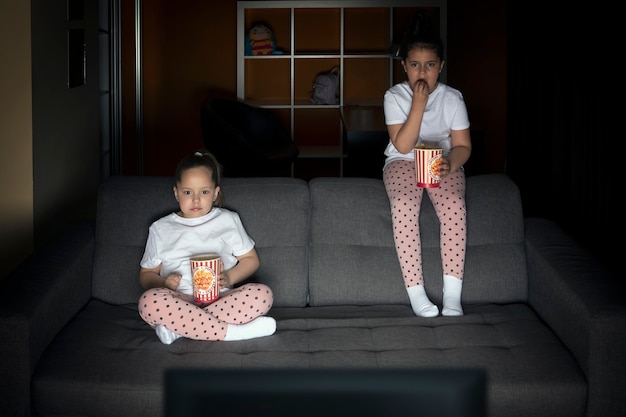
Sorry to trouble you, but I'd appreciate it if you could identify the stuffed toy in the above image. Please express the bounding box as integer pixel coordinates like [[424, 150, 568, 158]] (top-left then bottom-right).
[[246, 24, 275, 56]]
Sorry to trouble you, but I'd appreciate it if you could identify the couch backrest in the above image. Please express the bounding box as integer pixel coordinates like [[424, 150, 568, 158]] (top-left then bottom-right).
[[92, 176, 310, 307], [307, 174, 528, 306], [93, 173, 527, 309]]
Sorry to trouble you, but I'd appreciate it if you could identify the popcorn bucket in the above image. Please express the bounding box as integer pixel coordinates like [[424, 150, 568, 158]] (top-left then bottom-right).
[[414, 147, 443, 188], [190, 254, 222, 304]]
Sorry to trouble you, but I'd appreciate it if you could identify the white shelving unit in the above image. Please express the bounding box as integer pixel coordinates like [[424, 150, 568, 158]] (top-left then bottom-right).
[[236, 0, 446, 176]]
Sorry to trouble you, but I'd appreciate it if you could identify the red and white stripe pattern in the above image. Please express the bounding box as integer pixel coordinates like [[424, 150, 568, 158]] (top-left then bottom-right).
[[414, 147, 443, 188], [190, 255, 222, 303]]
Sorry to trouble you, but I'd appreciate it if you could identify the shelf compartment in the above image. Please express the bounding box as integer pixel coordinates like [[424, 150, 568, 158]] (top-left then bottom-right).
[[265, 107, 292, 134], [391, 7, 441, 48], [244, 8, 291, 54], [294, 58, 341, 105], [294, 8, 341, 54], [392, 59, 406, 85], [244, 59, 291, 105], [344, 8, 390, 54], [343, 58, 390, 106], [294, 107, 341, 148]]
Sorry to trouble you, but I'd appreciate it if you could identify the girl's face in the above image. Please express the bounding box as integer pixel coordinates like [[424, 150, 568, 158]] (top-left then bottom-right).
[[401, 47, 444, 94], [173, 167, 220, 218]]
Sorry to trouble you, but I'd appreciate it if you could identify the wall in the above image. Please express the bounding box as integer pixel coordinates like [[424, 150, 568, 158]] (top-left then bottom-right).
[[121, 0, 508, 177], [31, 0, 103, 247], [120, 0, 615, 273], [0, 0, 615, 281], [1, 0, 103, 281], [0, 0, 34, 278], [505, 5, 617, 274], [447, 0, 507, 173], [121, 0, 238, 176]]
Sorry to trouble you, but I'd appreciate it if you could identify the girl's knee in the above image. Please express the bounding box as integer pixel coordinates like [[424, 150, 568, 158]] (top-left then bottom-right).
[[249, 284, 274, 310], [138, 288, 174, 315], [139, 287, 169, 302]]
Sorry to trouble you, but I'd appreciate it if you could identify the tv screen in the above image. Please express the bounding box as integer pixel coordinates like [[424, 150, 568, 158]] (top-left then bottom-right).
[[164, 368, 486, 417]]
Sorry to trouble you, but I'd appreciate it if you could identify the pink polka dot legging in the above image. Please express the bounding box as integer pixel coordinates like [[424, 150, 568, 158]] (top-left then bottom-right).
[[138, 283, 273, 341], [383, 160, 467, 288]]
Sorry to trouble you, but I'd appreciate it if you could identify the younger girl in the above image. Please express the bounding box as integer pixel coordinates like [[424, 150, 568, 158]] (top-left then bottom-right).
[[138, 150, 276, 344]]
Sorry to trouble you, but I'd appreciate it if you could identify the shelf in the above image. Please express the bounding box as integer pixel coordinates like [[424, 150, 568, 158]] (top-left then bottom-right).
[[237, 0, 447, 177]]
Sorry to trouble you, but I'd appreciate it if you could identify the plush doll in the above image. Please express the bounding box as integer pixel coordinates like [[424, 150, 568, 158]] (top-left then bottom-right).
[[247, 24, 275, 56]]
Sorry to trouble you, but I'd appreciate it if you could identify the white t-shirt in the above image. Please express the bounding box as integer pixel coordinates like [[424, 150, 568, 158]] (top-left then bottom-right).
[[140, 207, 255, 295], [383, 81, 470, 168]]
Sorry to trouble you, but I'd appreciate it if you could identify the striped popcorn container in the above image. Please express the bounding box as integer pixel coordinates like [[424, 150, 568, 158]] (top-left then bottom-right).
[[414, 147, 443, 188], [190, 254, 222, 304]]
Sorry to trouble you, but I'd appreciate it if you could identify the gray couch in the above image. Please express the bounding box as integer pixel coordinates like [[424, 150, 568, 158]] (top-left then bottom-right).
[[1, 174, 624, 417]]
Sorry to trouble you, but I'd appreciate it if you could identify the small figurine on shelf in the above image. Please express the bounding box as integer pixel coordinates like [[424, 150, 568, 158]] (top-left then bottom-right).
[[246, 24, 275, 56]]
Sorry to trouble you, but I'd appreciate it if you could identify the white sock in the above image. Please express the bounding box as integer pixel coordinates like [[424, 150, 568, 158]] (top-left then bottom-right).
[[155, 324, 182, 345], [442, 274, 464, 316], [224, 316, 277, 341], [407, 285, 439, 317]]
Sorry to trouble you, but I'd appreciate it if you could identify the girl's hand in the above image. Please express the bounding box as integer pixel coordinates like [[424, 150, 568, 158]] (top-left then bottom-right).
[[412, 79, 429, 101], [164, 273, 182, 290], [438, 157, 451, 178], [218, 270, 230, 290]]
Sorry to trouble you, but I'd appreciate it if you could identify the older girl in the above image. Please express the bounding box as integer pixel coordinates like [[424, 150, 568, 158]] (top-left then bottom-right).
[[383, 11, 472, 317]]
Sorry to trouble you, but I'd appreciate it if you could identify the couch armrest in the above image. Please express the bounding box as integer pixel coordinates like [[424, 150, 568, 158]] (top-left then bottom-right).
[[524, 217, 626, 417], [0, 220, 95, 417]]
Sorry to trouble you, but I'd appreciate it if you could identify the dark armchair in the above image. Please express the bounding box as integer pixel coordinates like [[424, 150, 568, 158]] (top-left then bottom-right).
[[200, 98, 299, 177]]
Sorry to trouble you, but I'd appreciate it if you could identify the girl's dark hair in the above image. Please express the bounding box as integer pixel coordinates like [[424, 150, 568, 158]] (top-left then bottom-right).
[[399, 10, 444, 61], [174, 150, 224, 207]]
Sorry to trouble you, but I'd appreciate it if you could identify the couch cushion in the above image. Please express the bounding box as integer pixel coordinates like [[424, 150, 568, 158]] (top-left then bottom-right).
[[93, 176, 310, 307], [307, 174, 527, 306], [32, 300, 586, 417]]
